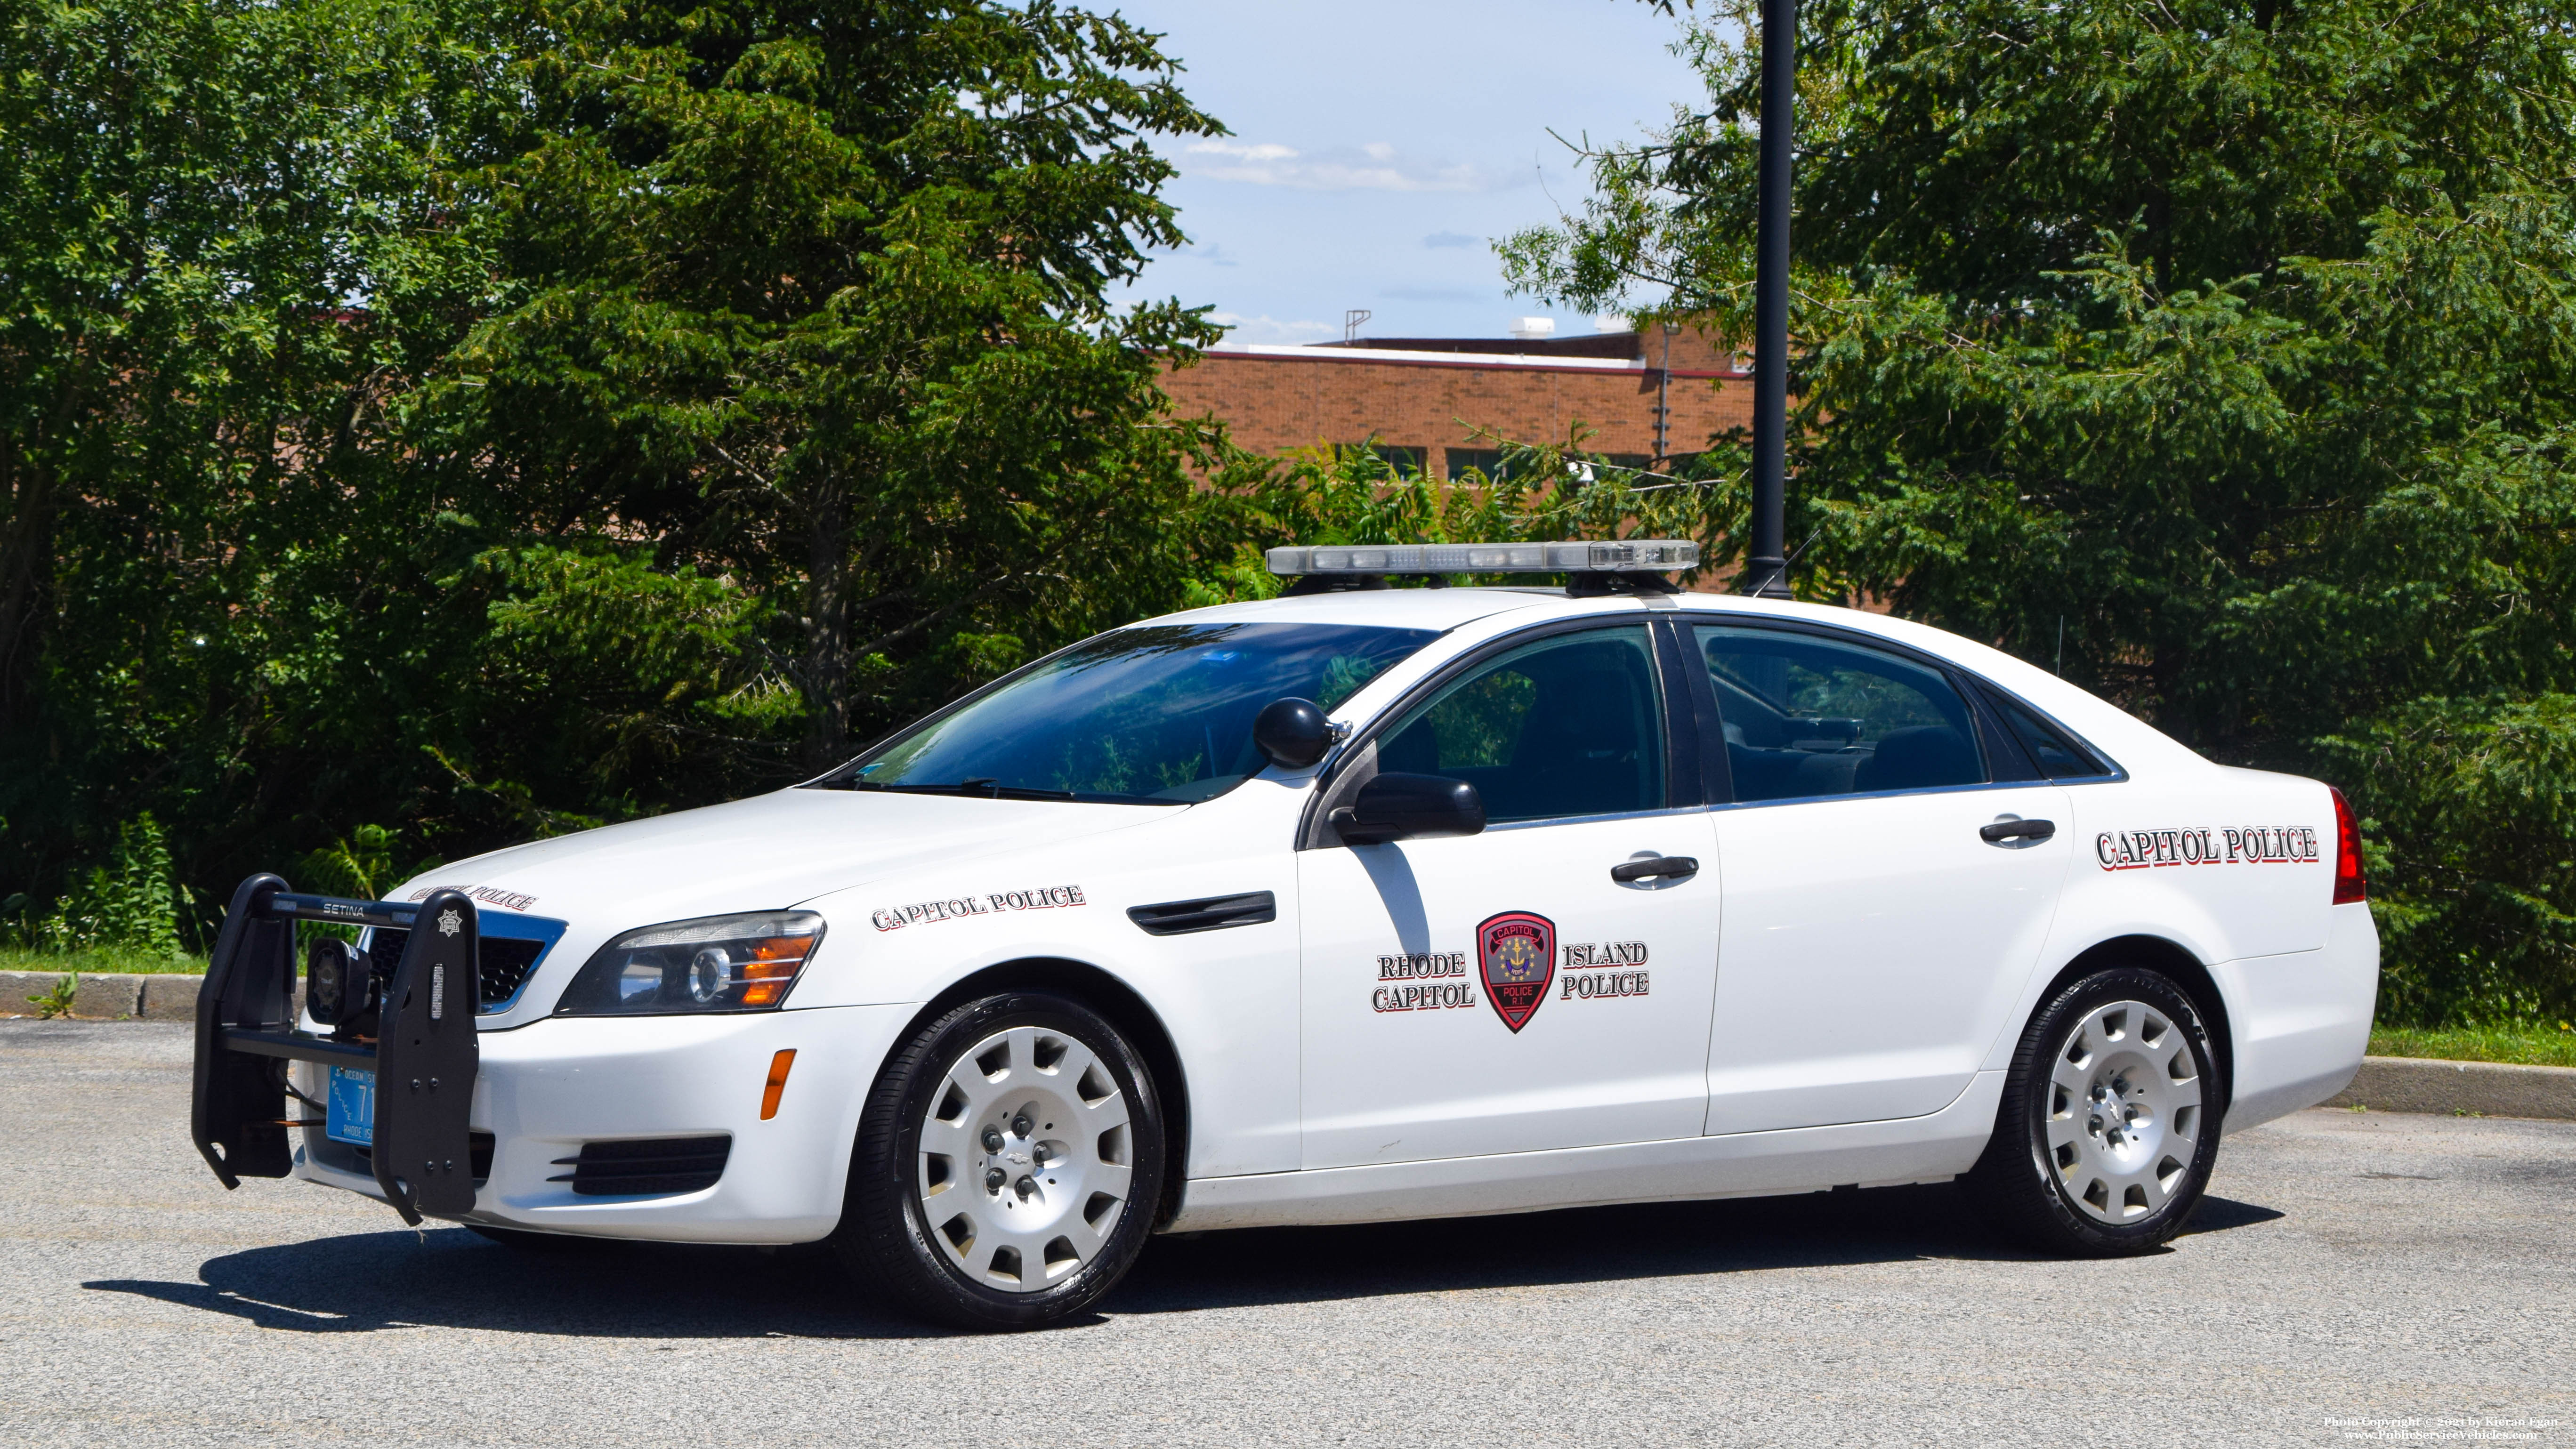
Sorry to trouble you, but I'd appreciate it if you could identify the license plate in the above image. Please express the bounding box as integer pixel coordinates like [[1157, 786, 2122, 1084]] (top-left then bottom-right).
[[326, 1066, 376, 1146]]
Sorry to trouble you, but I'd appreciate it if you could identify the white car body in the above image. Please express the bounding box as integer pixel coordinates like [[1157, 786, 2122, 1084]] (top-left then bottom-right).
[[286, 588, 2379, 1242]]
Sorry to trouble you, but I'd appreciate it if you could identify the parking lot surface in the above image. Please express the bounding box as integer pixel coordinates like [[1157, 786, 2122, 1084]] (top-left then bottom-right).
[[1, 1019, 2567, 1448]]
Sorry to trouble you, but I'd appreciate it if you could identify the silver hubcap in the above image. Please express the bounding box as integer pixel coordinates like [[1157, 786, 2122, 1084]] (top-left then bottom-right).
[[916, 1025, 1133, 1294], [2045, 999, 2204, 1225]]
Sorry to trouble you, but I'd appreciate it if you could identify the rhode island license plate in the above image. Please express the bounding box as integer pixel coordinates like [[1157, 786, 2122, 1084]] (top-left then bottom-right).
[[326, 1066, 376, 1146]]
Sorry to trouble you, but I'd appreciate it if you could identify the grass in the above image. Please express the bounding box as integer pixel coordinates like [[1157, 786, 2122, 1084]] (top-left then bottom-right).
[[0, 946, 207, 976], [2370, 1023, 2576, 1069]]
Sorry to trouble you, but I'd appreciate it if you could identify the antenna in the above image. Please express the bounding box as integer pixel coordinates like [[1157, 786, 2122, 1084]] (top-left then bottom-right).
[[1343, 309, 1372, 343]]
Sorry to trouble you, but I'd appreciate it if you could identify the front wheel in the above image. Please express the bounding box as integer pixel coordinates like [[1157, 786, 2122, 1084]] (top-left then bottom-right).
[[832, 991, 1166, 1330], [1966, 967, 2222, 1256]]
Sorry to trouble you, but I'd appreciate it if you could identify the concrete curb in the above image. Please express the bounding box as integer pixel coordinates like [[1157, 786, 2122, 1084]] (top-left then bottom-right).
[[0, 971, 296, 1022], [0, 970, 140, 1018], [2325, 1055, 2576, 1120]]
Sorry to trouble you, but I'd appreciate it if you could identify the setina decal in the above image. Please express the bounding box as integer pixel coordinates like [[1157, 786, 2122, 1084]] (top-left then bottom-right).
[[1478, 910, 1557, 1033], [2096, 826, 2320, 872], [872, 885, 1085, 932]]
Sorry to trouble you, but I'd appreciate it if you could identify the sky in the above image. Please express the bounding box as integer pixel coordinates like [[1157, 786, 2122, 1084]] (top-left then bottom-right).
[[1103, 0, 1712, 345]]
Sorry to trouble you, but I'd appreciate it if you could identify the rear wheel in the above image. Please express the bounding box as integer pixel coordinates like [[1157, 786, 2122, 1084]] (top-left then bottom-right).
[[1967, 967, 2222, 1255], [832, 991, 1165, 1330]]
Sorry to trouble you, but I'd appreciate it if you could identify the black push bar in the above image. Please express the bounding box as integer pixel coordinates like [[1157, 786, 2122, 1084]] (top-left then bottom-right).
[[190, 874, 482, 1226]]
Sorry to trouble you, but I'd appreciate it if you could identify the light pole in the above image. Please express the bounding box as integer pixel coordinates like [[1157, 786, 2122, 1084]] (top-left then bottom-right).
[[1744, 0, 1795, 598]]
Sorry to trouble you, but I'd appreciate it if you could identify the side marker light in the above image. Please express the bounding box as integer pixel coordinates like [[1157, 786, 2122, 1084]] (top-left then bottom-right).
[[760, 1049, 797, 1121]]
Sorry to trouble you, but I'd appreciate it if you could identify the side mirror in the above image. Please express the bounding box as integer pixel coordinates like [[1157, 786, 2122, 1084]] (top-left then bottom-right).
[[1252, 697, 1332, 770], [1331, 772, 1486, 845]]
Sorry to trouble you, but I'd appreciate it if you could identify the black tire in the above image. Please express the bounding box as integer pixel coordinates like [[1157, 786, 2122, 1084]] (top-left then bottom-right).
[[831, 990, 1167, 1331], [1966, 966, 2225, 1256]]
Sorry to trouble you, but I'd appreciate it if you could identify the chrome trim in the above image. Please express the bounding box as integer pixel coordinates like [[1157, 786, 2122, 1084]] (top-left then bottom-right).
[[1705, 780, 2068, 813], [1484, 804, 1710, 834]]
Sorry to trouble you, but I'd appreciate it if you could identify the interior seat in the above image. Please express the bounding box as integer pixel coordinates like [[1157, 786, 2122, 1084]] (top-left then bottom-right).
[[1853, 724, 1980, 793]]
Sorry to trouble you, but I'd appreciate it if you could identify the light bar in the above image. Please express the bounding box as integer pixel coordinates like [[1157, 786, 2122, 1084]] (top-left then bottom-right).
[[1265, 540, 1700, 576]]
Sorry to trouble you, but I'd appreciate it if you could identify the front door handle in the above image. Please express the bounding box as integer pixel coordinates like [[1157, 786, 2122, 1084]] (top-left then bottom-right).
[[1979, 819, 2056, 845], [1610, 855, 1700, 883]]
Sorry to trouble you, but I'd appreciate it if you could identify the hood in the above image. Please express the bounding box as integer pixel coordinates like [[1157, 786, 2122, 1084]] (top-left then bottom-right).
[[386, 788, 1165, 929]]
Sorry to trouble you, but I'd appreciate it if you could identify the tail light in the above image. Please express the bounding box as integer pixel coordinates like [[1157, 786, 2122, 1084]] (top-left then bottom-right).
[[2329, 787, 2368, 905]]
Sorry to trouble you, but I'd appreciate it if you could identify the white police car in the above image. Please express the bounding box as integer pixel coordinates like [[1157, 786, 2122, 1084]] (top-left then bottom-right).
[[189, 542, 2377, 1331]]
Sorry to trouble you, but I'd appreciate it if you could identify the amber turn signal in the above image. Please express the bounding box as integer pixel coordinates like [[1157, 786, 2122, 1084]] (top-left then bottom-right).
[[760, 1048, 797, 1120], [737, 938, 808, 1008]]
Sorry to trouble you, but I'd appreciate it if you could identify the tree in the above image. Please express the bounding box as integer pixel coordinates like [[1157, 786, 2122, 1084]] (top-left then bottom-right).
[[1505, 0, 2576, 1021], [0, 0, 1235, 929], [439, 0, 1227, 769], [0, 0, 506, 910]]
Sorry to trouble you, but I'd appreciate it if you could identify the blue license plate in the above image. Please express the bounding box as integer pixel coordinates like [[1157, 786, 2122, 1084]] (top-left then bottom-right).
[[326, 1066, 376, 1145]]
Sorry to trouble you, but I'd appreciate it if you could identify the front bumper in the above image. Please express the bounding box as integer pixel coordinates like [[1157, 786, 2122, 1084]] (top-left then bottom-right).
[[293, 1003, 917, 1244]]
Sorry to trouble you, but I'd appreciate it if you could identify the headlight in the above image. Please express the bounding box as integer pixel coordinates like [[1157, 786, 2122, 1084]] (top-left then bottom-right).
[[553, 912, 825, 1016]]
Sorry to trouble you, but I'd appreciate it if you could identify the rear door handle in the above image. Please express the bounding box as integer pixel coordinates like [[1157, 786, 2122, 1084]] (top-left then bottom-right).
[[1610, 855, 1699, 883], [1979, 819, 2056, 844]]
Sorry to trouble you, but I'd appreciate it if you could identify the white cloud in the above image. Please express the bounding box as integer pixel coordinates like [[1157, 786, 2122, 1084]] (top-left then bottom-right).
[[1208, 312, 1339, 344], [1192, 139, 1299, 163], [1423, 230, 1478, 249], [1181, 138, 1509, 193]]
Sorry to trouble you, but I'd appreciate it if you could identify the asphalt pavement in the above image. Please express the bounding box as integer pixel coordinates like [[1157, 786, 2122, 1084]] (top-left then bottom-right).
[[2, 1018, 2567, 1448]]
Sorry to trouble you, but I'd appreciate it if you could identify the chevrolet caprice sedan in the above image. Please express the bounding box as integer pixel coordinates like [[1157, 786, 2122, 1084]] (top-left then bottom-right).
[[190, 542, 2377, 1330]]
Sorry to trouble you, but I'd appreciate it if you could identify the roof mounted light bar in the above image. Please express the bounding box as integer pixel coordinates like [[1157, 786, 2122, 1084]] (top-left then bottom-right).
[[1265, 539, 1699, 577]]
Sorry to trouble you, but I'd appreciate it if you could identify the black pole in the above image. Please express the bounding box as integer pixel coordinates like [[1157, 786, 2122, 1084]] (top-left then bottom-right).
[[1744, 0, 1795, 598]]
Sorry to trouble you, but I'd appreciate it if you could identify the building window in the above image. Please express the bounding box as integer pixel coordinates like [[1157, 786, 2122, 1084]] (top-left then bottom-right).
[[1339, 443, 1425, 477], [1445, 448, 1514, 482]]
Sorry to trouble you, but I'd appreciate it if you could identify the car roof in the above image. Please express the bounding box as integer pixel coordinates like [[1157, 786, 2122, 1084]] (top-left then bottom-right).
[[1146, 587, 1563, 632], [1146, 585, 2211, 777]]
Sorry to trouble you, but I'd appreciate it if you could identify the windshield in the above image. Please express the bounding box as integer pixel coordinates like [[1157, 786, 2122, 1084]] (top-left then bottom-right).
[[826, 622, 1440, 805]]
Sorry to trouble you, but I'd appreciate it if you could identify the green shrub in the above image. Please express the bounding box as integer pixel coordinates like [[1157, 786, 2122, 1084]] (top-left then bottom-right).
[[2322, 696, 2576, 1026], [31, 815, 184, 959]]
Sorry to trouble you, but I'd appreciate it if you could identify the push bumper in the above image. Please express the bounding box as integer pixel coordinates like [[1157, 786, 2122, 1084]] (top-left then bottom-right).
[[192, 877, 483, 1225]]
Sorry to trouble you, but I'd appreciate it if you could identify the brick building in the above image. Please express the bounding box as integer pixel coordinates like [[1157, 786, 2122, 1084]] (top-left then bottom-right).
[[1158, 322, 1751, 479]]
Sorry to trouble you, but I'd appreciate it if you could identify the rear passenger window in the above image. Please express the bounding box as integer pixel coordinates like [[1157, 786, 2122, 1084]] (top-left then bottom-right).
[[1988, 692, 2118, 781], [1693, 625, 1986, 802]]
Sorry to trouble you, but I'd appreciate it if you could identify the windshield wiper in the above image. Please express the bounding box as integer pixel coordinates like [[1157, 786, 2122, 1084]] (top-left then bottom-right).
[[833, 779, 1080, 802], [823, 777, 1186, 805]]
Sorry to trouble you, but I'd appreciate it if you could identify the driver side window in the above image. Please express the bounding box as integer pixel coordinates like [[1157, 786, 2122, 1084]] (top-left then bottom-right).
[[1374, 626, 1667, 823], [1694, 624, 1986, 803]]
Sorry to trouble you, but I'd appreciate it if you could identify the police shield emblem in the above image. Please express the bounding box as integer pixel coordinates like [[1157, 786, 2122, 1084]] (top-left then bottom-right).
[[1477, 910, 1556, 1033]]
